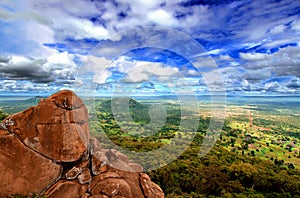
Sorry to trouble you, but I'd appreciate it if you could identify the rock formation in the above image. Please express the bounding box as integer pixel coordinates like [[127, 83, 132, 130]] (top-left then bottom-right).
[[0, 90, 164, 198]]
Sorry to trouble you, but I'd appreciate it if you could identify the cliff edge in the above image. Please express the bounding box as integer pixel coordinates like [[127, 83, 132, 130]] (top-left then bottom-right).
[[0, 90, 164, 198]]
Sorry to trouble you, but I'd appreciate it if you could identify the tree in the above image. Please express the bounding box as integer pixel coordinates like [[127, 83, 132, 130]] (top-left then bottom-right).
[[227, 162, 258, 188], [288, 163, 295, 169], [230, 138, 236, 147]]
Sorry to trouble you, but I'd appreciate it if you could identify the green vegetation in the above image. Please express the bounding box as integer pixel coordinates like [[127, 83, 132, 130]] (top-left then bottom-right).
[[1, 96, 300, 197], [149, 136, 300, 197], [91, 98, 300, 197], [93, 98, 181, 151], [0, 110, 9, 121], [0, 96, 43, 114]]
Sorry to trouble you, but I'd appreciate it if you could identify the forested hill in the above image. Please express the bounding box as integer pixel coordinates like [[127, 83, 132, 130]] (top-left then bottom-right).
[[0, 96, 45, 114], [96, 98, 152, 124]]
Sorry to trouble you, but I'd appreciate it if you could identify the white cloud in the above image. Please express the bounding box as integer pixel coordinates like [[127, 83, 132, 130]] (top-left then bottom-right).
[[187, 69, 199, 76], [0, 51, 78, 83], [123, 61, 178, 83], [291, 19, 300, 31], [264, 81, 279, 90], [147, 9, 177, 26], [76, 56, 179, 85], [93, 70, 111, 84], [263, 39, 295, 48], [46, 52, 75, 66], [2, 0, 109, 43], [241, 79, 249, 87], [240, 52, 268, 61], [59, 0, 100, 17], [241, 46, 300, 78], [269, 24, 287, 34], [0, 79, 56, 92], [1, 0, 300, 95], [219, 55, 232, 60], [57, 17, 109, 40], [81, 56, 111, 74]]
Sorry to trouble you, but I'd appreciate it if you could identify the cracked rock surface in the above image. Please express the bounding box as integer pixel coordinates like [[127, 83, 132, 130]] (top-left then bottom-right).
[[0, 90, 164, 198]]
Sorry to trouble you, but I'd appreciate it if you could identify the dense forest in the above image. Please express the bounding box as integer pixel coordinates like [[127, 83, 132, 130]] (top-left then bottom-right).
[[148, 135, 300, 197], [94, 98, 300, 197]]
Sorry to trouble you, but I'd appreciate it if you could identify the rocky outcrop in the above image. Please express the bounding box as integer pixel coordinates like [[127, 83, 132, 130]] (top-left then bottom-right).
[[0, 90, 164, 198], [0, 129, 61, 196], [5, 90, 90, 162]]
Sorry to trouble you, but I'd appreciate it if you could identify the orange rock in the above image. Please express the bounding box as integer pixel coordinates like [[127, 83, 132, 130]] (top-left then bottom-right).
[[89, 195, 109, 198], [65, 166, 82, 180], [45, 180, 87, 198], [81, 193, 91, 198], [78, 167, 92, 184], [0, 129, 61, 196], [91, 150, 110, 175], [128, 162, 144, 172], [140, 173, 165, 198], [5, 90, 90, 162], [90, 177, 133, 197], [0, 90, 164, 198]]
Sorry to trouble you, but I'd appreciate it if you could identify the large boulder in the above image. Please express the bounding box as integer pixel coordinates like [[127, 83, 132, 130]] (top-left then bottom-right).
[[5, 90, 90, 162], [0, 90, 164, 197], [0, 129, 61, 196]]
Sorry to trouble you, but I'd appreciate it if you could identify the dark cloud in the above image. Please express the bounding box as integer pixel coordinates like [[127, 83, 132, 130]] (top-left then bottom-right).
[[244, 72, 270, 83], [0, 58, 54, 83], [287, 79, 300, 89], [0, 56, 11, 63], [0, 56, 76, 84], [54, 79, 75, 85]]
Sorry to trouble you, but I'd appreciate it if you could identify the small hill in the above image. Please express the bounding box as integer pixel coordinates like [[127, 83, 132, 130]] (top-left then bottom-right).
[[25, 95, 45, 103], [97, 98, 151, 124], [0, 96, 46, 114]]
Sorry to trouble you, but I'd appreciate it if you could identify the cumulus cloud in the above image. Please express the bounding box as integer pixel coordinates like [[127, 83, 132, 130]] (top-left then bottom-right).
[[80, 55, 111, 74], [147, 9, 177, 26], [57, 17, 109, 40], [0, 56, 52, 83], [0, 52, 77, 84], [80, 55, 180, 87], [269, 24, 287, 34], [240, 52, 268, 61], [2, 0, 300, 50], [1, 0, 300, 94], [123, 61, 179, 83], [0, 79, 56, 93], [240, 46, 300, 78], [287, 78, 300, 89]]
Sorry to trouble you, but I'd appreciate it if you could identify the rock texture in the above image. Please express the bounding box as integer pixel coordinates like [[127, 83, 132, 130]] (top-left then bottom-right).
[[0, 90, 164, 198]]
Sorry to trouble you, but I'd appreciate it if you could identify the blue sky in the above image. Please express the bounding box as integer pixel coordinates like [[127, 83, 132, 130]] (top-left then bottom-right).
[[0, 0, 300, 96]]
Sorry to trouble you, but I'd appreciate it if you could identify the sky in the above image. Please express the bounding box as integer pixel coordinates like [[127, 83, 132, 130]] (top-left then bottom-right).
[[0, 0, 300, 96]]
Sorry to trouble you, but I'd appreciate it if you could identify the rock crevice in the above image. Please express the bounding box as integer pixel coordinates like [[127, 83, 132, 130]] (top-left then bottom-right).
[[0, 90, 164, 198]]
